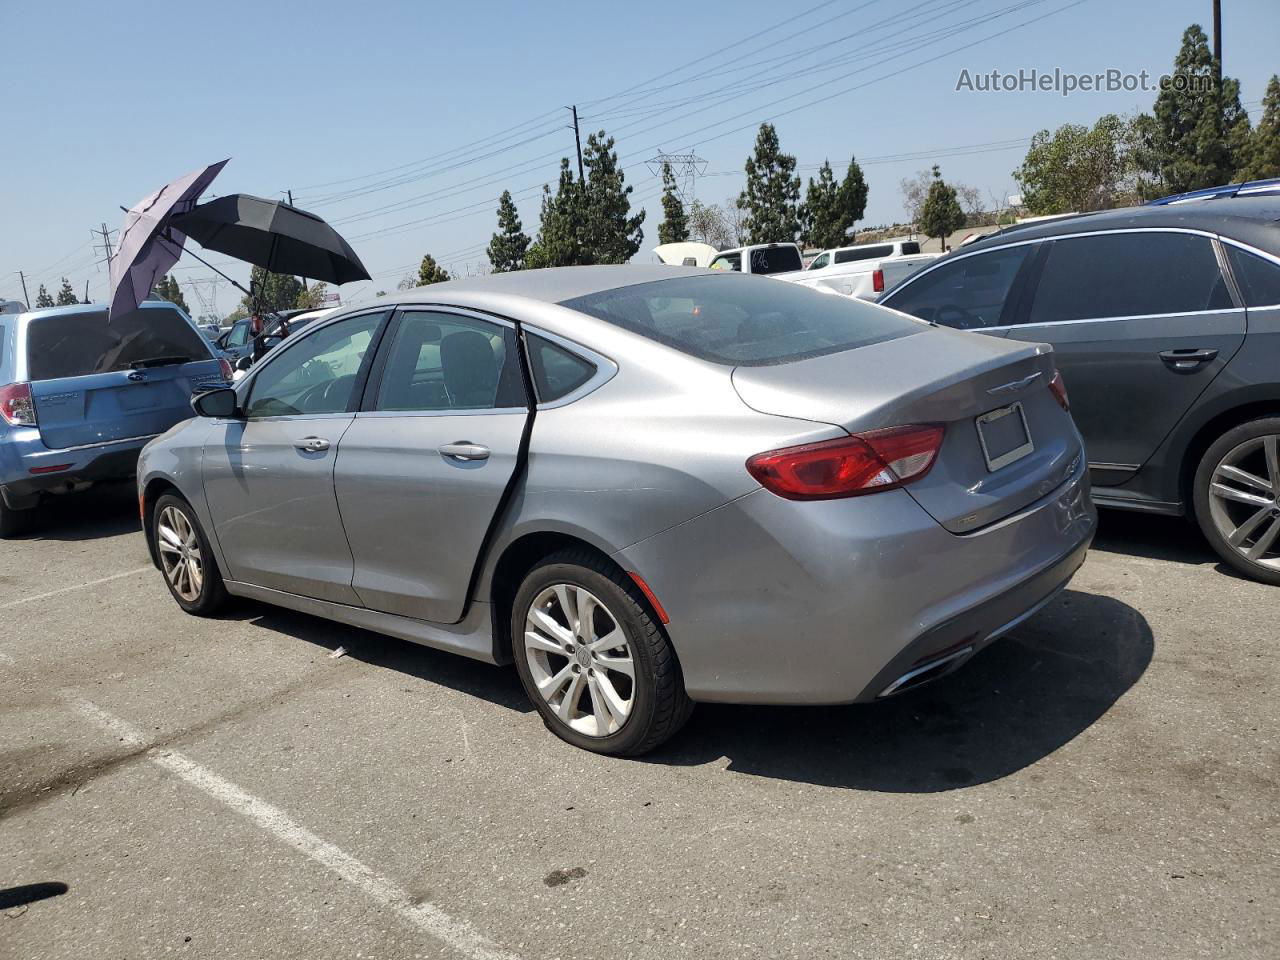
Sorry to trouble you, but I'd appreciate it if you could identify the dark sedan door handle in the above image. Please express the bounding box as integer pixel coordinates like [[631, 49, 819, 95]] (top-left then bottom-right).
[[438, 441, 490, 462], [1159, 348, 1218, 372]]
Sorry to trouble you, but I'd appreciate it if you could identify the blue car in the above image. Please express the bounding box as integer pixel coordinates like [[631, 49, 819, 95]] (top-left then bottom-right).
[[1148, 177, 1280, 205], [0, 301, 231, 536]]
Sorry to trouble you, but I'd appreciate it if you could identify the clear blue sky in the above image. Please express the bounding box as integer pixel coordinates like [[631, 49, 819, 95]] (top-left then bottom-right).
[[2, 0, 1276, 315]]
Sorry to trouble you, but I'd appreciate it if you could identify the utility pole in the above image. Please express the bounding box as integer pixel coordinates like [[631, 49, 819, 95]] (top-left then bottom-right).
[[17, 271, 30, 306], [1212, 0, 1222, 84], [567, 105, 585, 182], [83, 279, 90, 303]]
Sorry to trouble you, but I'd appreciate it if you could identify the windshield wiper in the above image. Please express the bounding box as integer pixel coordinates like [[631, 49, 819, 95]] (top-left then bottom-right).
[[129, 355, 192, 369]]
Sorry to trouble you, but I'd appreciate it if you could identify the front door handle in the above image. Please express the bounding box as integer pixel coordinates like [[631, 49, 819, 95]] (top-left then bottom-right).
[[293, 436, 331, 453], [1159, 348, 1218, 372], [438, 441, 490, 462]]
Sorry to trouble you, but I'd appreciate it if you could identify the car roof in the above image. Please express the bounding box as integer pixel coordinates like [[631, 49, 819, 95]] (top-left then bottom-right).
[[13, 301, 186, 323], [969, 198, 1280, 255], [367, 264, 712, 309]]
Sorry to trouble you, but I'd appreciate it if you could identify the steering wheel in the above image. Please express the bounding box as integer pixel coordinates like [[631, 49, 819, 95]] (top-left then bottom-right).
[[934, 305, 983, 330], [296, 375, 353, 413]]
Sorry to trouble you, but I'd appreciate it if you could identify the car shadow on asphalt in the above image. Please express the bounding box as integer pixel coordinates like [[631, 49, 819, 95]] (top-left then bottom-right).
[[13, 483, 140, 542], [641, 588, 1153, 792], [1090, 508, 1215, 565]]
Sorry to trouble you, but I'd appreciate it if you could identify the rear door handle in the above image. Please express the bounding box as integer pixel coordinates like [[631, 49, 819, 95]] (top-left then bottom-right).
[[293, 436, 331, 452], [1159, 348, 1218, 372], [438, 441, 490, 462]]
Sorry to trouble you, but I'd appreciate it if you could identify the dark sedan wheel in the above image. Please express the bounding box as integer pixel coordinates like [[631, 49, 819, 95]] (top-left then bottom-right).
[[1194, 417, 1280, 586], [153, 493, 229, 615], [511, 549, 693, 756]]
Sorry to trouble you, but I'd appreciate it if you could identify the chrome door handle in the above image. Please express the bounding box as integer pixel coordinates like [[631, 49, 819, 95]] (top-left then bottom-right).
[[294, 436, 331, 452], [438, 441, 490, 462]]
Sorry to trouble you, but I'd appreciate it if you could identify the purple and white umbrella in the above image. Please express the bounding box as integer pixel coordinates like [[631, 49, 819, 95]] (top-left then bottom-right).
[[107, 159, 228, 320]]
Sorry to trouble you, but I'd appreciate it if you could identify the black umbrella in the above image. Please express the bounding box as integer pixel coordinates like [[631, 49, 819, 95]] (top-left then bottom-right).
[[169, 194, 371, 286]]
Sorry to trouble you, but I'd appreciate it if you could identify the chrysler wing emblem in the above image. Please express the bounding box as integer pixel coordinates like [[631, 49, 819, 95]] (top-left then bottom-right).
[[987, 371, 1042, 396]]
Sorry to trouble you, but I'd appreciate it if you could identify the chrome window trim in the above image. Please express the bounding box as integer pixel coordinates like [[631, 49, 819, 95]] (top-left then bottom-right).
[[521, 325, 619, 410]]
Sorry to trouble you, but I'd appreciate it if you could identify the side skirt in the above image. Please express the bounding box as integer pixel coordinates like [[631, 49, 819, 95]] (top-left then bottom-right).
[[223, 581, 499, 664]]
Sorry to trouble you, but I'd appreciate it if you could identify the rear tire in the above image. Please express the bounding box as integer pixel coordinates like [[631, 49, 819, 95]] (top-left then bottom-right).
[[511, 549, 693, 756], [152, 493, 229, 615], [0, 498, 34, 539], [1192, 417, 1280, 586]]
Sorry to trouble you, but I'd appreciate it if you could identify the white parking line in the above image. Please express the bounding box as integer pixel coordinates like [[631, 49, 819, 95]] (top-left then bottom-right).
[[72, 700, 519, 960], [0, 567, 153, 610]]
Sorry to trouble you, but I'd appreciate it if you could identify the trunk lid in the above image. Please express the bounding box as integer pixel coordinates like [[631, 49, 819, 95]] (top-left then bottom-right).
[[731, 327, 1082, 533]]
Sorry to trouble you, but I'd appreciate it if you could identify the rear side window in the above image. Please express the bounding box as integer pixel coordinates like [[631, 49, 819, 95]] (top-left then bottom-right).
[[881, 245, 1031, 329], [900, 241, 921, 255], [528, 334, 596, 402], [1225, 246, 1280, 306], [26, 307, 210, 381], [562, 273, 921, 366], [1028, 232, 1232, 324], [835, 244, 892, 264], [709, 252, 741, 272], [749, 246, 803, 274]]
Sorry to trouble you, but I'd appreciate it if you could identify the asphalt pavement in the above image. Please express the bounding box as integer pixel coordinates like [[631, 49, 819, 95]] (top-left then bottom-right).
[[1, 483, 1276, 959]]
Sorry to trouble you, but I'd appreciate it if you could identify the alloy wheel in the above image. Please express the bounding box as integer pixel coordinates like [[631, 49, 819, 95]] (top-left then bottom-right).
[[156, 505, 205, 602], [523, 583, 635, 737], [1207, 434, 1280, 571]]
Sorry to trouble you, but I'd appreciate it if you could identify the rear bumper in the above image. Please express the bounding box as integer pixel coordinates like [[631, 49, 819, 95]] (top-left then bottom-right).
[[0, 432, 153, 507], [616, 459, 1095, 705]]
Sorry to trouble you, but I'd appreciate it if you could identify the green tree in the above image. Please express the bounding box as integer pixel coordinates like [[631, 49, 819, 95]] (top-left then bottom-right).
[[294, 281, 329, 310], [1151, 24, 1251, 193], [152, 274, 189, 312], [527, 158, 586, 268], [739, 123, 801, 243], [1014, 114, 1141, 214], [686, 199, 734, 248], [581, 131, 644, 262], [800, 157, 868, 250], [657, 162, 689, 244], [1238, 75, 1280, 181], [919, 166, 966, 250], [55, 277, 78, 306], [416, 254, 450, 286], [34, 284, 54, 308], [487, 190, 531, 272]]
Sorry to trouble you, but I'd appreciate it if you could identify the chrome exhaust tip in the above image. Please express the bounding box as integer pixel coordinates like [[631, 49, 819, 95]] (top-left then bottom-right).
[[877, 645, 974, 698]]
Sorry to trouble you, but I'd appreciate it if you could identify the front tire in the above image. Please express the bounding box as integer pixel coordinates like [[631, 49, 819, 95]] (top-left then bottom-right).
[[511, 549, 693, 756], [1193, 417, 1280, 586], [152, 493, 229, 615]]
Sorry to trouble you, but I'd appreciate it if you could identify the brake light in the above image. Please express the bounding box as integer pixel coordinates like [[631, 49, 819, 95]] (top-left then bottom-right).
[[1048, 369, 1070, 412], [747, 425, 945, 500], [872, 268, 885, 293], [218, 358, 234, 381], [0, 382, 37, 427]]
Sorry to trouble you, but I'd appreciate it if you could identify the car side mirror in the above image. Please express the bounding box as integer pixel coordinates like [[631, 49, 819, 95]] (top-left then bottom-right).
[[235, 356, 253, 372], [191, 387, 240, 419]]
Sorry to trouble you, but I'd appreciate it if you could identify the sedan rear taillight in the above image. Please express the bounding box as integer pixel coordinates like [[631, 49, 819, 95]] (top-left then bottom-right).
[[747, 425, 945, 500], [0, 382, 37, 427], [218, 358, 235, 381], [1048, 369, 1070, 412]]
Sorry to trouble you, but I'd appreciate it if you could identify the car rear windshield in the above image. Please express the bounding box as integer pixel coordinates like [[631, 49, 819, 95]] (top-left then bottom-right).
[[26, 307, 210, 380], [561, 274, 923, 366], [748, 246, 803, 274]]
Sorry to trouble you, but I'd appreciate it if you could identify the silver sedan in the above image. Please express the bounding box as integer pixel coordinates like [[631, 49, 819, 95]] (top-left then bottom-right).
[[138, 265, 1096, 755]]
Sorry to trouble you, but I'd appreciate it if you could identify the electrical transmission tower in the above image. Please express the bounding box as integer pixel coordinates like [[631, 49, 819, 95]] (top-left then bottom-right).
[[183, 277, 226, 321], [646, 151, 708, 204]]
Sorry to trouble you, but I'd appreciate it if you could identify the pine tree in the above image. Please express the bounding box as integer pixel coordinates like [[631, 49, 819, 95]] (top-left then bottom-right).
[[581, 131, 644, 263], [527, 159, 586, 269], [1238, 75, 1280, 181], [657, 162, 689, 244], [738, 123, 801, 244], [487, 190, 531, 272], [416, 254, 451, 286], [801, 161, 838, 250], [919, 166, 965, 251], [1153, 24, 1251, 193], [837, 156, 869, 238], [152, 274, 189, 312], [34, 284, 54, 308], [55, 278, 78, 306]]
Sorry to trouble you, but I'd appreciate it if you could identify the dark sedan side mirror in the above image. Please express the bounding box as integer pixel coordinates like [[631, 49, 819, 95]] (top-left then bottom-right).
[[234, 356, 253, 372], [191, 388, 240, 419]]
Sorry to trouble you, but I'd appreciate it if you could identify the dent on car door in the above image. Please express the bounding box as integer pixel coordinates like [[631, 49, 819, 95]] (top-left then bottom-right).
[[333, 308, 531, 623], [878, 243, 1035, 333], [1002, 231, 1245, 484], [201, 311, 387, 602]]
